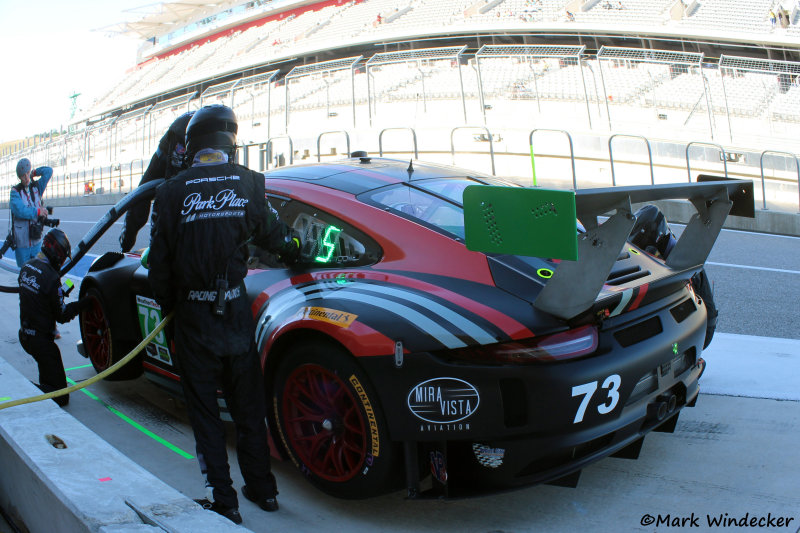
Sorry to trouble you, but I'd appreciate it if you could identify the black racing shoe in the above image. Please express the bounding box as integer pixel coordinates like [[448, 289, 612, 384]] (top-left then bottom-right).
[[242, 485, 279, 512], [194, 498, 243, 524]]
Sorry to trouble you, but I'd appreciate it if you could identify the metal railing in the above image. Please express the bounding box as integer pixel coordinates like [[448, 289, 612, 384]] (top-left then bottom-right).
[[686, 142, 728, 182], [378, 128, 418, 159], [529, 129, 576, 189], [450, 126, 495, 175], [3, 129, 799, 214], [759, 150, 800, 211], [608, 134, 654, 187]]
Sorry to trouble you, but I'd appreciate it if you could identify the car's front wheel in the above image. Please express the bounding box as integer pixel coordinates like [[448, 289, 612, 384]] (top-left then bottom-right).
[[272, 340, 399, 498], [79, 287, 142, 381]]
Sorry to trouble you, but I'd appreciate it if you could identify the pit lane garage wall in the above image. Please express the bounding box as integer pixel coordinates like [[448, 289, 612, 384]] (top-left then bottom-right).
[[0, 354, 242, 531]]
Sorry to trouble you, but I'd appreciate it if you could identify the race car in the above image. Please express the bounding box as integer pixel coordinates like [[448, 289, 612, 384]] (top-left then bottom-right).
[[77, 155, 753, 499]]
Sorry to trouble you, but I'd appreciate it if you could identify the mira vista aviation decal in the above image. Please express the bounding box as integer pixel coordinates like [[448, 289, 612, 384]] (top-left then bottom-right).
[[407, 377, 480, 424]]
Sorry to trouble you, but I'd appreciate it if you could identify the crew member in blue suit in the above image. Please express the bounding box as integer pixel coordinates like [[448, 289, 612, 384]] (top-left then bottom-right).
[[10, 158, 53, 267]]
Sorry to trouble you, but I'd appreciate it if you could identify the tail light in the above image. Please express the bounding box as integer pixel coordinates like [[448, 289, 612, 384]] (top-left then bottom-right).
[[447, 325, 598, 364]]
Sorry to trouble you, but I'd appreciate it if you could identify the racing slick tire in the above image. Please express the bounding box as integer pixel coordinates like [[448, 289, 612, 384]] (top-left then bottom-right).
[[79, 287, 142, 381], [272, 340, 399, 498]]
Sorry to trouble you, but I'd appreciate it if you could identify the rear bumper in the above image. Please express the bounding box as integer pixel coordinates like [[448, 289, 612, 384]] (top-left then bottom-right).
[[359, 287, 706, 493]]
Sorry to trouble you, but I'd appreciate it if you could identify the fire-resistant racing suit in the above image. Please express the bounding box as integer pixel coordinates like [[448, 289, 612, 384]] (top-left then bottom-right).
[[18, 257, 85, 406], [148, 148, 298, 510]]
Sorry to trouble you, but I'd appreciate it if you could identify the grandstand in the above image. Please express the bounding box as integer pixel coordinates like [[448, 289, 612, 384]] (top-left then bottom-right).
[[2, 0, 800, 197]]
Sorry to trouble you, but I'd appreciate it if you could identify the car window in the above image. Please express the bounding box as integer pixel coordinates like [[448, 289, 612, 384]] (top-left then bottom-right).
[[365, 177, 516, 239], [368, 186, 466, 238], [250, 196, 382, 269]]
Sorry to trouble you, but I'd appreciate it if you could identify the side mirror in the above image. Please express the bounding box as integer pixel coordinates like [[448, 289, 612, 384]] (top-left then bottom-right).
[[140, 247, 150, 270]]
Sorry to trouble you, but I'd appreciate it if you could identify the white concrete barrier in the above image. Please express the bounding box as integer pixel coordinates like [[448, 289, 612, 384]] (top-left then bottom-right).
[[0, 357, 247, 533]]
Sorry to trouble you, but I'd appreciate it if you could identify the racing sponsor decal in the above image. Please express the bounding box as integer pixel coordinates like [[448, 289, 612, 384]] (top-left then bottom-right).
[[181, 189, 248, 220], [298, 306, 357, 328], [407, 377, 480, 425], [186, 175, 240, 185], [187, 285, 242, 302], [19, 272, 41, 293], [136, 295, 172, 366], [349, 375, 379, 457], [472, 443, 505, 469]]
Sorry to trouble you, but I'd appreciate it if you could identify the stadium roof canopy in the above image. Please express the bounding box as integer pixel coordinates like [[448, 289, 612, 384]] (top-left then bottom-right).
[[101, 1, 241, 40]]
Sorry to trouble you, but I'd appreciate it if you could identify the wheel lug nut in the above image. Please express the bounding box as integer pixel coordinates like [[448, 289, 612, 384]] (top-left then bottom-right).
[[322, 419, 333, 431]]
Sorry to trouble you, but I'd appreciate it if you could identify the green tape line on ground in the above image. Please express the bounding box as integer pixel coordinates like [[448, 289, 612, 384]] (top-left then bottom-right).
[[66, 377, 194, 460], [64, 364, 93, 372]]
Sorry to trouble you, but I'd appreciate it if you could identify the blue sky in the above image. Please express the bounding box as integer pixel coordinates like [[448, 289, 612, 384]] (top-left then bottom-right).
[[0, 1, 147, 141]]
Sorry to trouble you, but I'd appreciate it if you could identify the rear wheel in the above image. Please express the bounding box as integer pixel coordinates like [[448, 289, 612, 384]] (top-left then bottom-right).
[[79, 287, 142, 381], [272, 341, 399, 498]]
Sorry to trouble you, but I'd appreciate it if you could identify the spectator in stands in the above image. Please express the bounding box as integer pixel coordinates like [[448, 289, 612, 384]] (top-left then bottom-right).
[[10, 158, 52, 267], [376, 13, 382, 24], [565, 9, 575, 21], [770, 10, 777, 28], [119, 111, 194, 253]]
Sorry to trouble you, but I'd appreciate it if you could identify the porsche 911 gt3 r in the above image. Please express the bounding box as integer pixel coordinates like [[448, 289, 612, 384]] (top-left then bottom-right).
[[77, 155, 752, 499]]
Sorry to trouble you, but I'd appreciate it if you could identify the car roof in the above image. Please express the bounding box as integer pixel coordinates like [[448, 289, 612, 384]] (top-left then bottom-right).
[[264, 156, 494, 195]]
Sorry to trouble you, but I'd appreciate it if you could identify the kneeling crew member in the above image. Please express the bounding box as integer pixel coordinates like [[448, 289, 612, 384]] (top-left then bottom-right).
[[18, 229, 87, 407], [148, 105, 300, 525]]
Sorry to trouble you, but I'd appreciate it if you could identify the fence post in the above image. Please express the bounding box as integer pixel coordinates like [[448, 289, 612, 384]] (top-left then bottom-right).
[[608, 134, 654, 187]]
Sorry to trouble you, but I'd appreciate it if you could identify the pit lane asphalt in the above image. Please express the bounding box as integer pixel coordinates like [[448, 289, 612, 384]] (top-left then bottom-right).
[[0, 204, 798, 532]]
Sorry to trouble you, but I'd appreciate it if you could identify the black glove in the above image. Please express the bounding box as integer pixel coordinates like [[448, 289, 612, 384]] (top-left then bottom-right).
[[278, 233, 302, 265]]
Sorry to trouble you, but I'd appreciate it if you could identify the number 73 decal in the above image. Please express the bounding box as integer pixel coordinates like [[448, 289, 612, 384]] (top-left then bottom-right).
[[571, 374, 621, 424]]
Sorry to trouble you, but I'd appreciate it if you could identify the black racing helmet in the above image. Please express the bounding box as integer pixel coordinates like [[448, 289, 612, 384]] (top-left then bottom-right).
[[42, 228, 71, 268], [185, 105, 238, 162], [169, 111, 195, 144], [629, 205, 676, 259], [16, 158, 31, 178], [163, 111, 195, 171]]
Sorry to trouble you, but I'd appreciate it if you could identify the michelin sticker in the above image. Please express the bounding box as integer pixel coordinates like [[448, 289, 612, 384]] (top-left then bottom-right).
[[408, 377, 480, 431], [136, 295, 172, 365]]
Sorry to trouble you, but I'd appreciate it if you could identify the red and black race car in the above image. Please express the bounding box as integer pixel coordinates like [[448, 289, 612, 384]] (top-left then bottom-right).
[[77, 155, 752, 499]]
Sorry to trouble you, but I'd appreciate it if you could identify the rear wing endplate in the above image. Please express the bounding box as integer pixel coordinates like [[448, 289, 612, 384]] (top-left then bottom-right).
[[464, 179, 753, 320]]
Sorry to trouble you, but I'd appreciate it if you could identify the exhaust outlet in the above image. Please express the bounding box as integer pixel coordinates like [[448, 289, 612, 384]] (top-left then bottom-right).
[[647, 401, 668, 422], [658, 393, 677, 414]]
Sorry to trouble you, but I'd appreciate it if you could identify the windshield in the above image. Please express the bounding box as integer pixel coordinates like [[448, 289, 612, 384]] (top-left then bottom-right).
[[366, 177, 517, 239]]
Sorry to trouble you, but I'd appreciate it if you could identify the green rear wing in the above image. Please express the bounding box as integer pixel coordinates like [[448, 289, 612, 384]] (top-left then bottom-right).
[[464, 179, 753, 320]]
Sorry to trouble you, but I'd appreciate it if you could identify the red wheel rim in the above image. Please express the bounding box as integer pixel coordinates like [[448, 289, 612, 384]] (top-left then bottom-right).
[[281, 363, 368, 482], [81, 296, 112, 371]]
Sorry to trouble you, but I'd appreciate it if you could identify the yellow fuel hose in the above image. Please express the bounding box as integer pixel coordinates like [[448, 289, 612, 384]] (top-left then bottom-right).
[[0, 312, 174, 411]]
